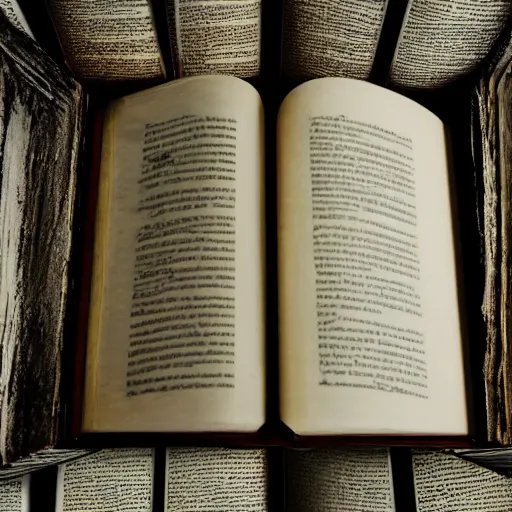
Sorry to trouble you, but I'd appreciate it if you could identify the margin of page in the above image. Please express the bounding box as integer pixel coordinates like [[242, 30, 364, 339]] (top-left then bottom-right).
[[55, 464, 66, 512], [173, 0, 183, 75], [386, 0, 413, 87], [82, 102, 119, 432], [387, 450, 396, 512], [369, 0, 393, 74], [164, 448, 169, 512], [411, 451, 421, 512], [20, 475, 30, 512], [146, 0, 167, 79], [150, 448, 156, 512]]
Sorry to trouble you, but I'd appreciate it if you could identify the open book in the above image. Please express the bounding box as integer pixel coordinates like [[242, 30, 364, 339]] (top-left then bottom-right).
[[82, 74, 469, 437]]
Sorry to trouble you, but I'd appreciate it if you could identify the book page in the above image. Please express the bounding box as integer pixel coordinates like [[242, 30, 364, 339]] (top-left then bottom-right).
[[389, 0, 511, 89], [0, 477, 29, 512], [413, 450, 512, 511], [282, 0, 387, 79], [55, 449, 153, 512], [278, 77, 467, 435], [0, 12, 82, 465], [83, 76, 265, 433], [170, 0, 261, 77], [166, 447, 267, 511], [285, 448, 394, 512], [46, 0, 163, 80], [0, 0, 32, 36]]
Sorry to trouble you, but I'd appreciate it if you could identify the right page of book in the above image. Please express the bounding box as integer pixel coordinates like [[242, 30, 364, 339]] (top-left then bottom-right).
[[413, 450, 512, 511], [278, 77, 467, 435], [389, 0, 511, 89], [285, 448, 394, 512]]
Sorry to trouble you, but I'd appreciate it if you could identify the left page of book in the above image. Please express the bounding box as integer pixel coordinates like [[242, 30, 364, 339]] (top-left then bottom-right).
[[83, 75, 265, 433], [281, 0, 388, 79], [0, 0, 32, 37], [55, 449, 153, 512], [0, 477, 29, 512], [0, 12, 83, 465], [46, 0, 164, 80], [169, 0, 261, 77], [166, 447, 268, 510], [413, 450, 512, 511], [285, 448, 394, 512], [389, 0, 511, 89]]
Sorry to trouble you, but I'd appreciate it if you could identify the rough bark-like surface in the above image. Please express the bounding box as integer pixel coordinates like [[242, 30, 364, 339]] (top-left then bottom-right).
[[0, 12, 82, 465]]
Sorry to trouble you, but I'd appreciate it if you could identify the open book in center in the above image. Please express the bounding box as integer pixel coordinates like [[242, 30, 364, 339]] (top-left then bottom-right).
[[83, 75, 468, 437]]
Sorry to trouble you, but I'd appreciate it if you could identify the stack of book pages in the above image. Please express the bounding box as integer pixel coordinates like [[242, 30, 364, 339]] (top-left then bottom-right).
[[473, 31, 512, 444]]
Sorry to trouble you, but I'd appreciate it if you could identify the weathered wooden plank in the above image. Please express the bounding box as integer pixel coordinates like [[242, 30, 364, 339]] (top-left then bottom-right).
[[0, 12, 82, 465]]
